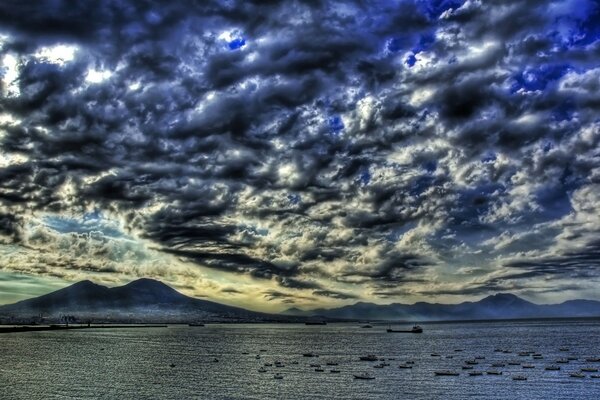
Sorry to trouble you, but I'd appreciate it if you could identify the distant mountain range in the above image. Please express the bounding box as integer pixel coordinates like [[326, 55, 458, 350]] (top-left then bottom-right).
[[0, 278, 293, 324], [284, 293, 600, 321], [2, 279, 599, 324]]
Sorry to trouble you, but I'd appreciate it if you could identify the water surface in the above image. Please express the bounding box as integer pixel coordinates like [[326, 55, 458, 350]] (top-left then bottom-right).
[[2, 320, 600, 399]]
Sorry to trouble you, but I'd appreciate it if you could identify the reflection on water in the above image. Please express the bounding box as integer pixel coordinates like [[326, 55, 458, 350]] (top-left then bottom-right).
[[1, 320, 600, 399]]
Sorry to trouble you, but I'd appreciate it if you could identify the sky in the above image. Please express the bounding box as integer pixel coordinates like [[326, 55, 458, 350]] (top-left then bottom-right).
[[0, 0, 600, 312]]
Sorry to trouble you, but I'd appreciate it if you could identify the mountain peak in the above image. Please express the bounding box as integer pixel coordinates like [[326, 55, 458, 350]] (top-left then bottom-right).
[[122, 278, 171, 289], [477, 293, 531, 307]]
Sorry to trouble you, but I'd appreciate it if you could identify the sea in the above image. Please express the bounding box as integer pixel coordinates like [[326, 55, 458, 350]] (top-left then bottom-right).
[[1, 319, 600, 399]]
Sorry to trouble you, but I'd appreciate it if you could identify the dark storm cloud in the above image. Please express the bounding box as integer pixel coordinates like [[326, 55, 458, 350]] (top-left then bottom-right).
[[505, 239, 600, 280], [1, 0, 600, 303]]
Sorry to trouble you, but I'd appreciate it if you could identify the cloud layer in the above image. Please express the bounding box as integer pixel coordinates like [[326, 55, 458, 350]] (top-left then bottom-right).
[[1, 0, 600, 309]]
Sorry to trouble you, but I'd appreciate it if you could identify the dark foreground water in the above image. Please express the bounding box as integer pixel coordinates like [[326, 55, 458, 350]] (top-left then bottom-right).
[[2, 320, 600, 399]]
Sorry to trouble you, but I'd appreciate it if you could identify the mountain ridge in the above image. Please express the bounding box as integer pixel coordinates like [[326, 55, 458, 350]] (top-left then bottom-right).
[[284, 292, 600, 321], [0, 278, 292, 324]]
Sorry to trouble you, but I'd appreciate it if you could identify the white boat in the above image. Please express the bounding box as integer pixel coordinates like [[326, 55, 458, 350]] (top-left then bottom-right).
[[512, 375, 527, 381], [570, 372, 585, 378], [330, 369, 340, 373], [398, 364, 413, 369], [545, 365, 560, 371], [581, 367, 599, 372], [486, 370, 502, 375]]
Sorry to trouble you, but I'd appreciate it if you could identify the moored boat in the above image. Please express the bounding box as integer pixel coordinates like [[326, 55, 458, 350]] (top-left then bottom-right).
[[359, 355, 378, 361], [354, 372, 375, 380], [435, 370, 459, 376], [387, 325, 423, 333]]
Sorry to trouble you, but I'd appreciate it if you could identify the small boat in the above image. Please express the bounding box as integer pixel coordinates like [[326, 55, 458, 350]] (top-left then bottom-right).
[[305, 321, 327, 325], [264, 363, 273, 367], [258, 367, 267, 373], [462, 366, 474, 370], [518, 352, 530, 356], [533, 355, 543, 360], [494, 348, 503, 352], [303, 353, 317, 357], [260, 349, 267, 352], [213, 358, 219, 363], [556, 359, 569, 364], [559, 347, 570, 352], [502, 350, 512, 354], [430, 353, 441, 357], [468, 371, 483, 376], [545, 365, 560, 371], [354, 372, 375, 380], [465, 360, 478, 365], [406, 360, 415, 364], [373, 364, 385, 369], [169, 363, 176, 368], [454, 349, 463, 352], [326, 362, 338, 366], [591, 375, 600, 379], [291, 361, 299, 365], [512, 375, 527, 381], [585, 357, 600, 362], [435, 371, 459, 376], [508, 361, 521, 366], [361, 324, 373, 328], [330, 369, 340, 373], [274, 373, 283, 379], [275, 364, 285, 368], [475, 356, 486, 360], [567, 356, 578, 361], [188, 323, 204, 327], [492, 363, 505, 368], [241, 352, 249, 355], [387, 325, 423, 333], [309, 363, 321, 368], [315, 368, 324, 372], [446, 355, 454, 359], [522, 364, 535, 369], [570, 372, 585, 378], [255, 355, 261, 359], [581, 368, 599, 372], [486, 370, 502, 375], [398, 364, 413, 369], [359, 355, 378, 361]]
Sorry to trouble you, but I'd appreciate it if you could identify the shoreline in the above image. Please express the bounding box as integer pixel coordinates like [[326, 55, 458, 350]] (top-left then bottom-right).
[[0, 324, 168, 334]]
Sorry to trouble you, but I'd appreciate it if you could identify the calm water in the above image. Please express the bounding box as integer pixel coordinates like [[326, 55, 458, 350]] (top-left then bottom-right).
[[1, 320, 600, 399]]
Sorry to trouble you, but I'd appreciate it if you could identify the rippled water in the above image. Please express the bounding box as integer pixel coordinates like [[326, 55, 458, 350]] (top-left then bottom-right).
[[1, 320, 600, 399]]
